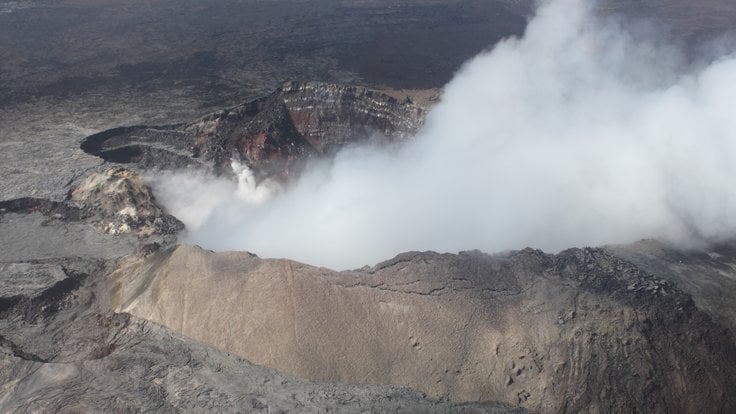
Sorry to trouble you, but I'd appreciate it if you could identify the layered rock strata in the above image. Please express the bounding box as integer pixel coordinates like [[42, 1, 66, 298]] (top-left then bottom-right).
[[80, 81, 426, 181]]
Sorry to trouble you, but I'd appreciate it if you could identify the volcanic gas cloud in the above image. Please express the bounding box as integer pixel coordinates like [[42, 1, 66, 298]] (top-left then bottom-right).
[[153, 0, 736, 269]]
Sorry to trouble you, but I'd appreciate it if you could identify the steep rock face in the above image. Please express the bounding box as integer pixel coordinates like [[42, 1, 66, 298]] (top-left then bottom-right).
[[280, 81, 425, 153], [80, 82, 426, 181], [108, 245, 736, 413], [184, 89, 316, 180]]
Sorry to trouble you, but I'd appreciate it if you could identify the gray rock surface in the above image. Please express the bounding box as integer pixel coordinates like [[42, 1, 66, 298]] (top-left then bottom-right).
[[0, 262, 67, 300], [0, 212, 141, 262]]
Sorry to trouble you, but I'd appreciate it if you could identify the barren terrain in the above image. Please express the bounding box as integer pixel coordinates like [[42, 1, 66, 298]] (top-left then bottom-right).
[[2, 0, 736, 412]]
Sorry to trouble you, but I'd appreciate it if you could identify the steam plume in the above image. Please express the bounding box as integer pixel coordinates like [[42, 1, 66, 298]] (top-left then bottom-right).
[[152, 0, 736, 269]]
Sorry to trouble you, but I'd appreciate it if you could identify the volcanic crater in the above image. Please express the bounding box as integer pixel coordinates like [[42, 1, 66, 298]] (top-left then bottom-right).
[[80, 81, 426, 181], [64, 82, 736, 413]]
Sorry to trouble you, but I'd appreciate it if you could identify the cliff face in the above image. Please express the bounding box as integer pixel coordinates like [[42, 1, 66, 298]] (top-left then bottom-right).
[[280, 81, 425, 152], [80, 82, 426, 181], [108, 244, 736, 413]]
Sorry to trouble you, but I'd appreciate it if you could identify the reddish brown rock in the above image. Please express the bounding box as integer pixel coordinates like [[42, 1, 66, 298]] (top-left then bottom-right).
[[81, 82, 426, 182]]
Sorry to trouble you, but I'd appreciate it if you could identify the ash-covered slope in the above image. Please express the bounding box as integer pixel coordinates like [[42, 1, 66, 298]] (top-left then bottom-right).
[[80, 81, 425, 180], [109, 244, 736, 413], [0, 255, 519, 413]]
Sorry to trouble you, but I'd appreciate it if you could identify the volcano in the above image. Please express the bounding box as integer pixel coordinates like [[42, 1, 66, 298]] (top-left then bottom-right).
[[2, 81, 735, 412], [3, 0, 736, 411]]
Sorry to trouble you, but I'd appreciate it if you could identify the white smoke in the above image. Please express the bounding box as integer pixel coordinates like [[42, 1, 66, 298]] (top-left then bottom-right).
[[149, 159, 278, 231], [152, 0, 736, 269]]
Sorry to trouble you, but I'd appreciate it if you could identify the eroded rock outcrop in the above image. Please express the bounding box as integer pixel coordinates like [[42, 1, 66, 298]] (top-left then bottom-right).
[[0, 166, 181, 262], [108, 244, 736, 413], [70, 167, 182, 236], [80, 82, 426, 181]]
